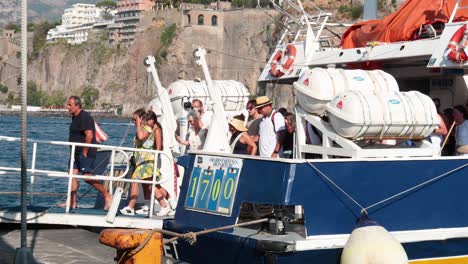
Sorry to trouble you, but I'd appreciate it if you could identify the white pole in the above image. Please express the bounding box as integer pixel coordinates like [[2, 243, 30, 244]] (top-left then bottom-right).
[[194, 48, 230, 153]]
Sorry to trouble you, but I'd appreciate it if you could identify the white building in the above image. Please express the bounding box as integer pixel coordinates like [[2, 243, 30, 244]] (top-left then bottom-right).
[[47, 3, 114, 45], [62, 4, 103, 28]]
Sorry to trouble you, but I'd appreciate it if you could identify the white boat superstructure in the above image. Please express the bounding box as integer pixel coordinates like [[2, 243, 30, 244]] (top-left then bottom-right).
[[258, 0, 468, 85]]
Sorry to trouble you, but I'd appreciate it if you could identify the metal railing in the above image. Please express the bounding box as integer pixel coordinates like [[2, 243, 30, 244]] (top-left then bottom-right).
[[0, 135, 175, 218]]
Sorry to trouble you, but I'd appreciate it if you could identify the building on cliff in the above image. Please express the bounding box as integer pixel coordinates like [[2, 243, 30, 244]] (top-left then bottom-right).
[[108, 0, 155, 44], [46, 3, 114, 45]]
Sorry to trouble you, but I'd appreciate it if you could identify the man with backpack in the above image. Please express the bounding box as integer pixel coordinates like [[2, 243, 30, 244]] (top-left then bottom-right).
[[255, 96, 286, 158]]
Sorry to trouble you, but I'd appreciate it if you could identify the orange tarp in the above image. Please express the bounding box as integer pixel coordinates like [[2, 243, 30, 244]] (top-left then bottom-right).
[[341, 0, 468, 48]]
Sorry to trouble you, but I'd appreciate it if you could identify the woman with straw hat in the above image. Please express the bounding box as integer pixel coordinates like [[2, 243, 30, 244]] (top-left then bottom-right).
[[229, 118, 257, 155]]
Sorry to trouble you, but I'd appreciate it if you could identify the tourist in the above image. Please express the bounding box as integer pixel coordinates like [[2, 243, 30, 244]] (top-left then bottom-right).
[[63, 96, 112, 210], [228, 118, 257, 155], [246, 100, 262, 152], [175, 111, 207, 151], [255, 96, 286, 158], [442, 108, 456, 156], [453, 105, 468, 156], [429, 113, 448, 153], [191, 99, 212, 129], [120, 110, 173, 216], [283, 113, 296, 158]]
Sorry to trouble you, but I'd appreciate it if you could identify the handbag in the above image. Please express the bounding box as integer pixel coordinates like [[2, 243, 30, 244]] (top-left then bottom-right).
[[95, 121, 109, 143]]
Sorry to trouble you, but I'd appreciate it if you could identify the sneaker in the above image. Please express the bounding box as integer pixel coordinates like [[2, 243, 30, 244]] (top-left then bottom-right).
[[156, 206, 172, 217], [135, 205, 149, 215], [167, 209, 176, 216], [119, 206, 135, 216], [167, 198, 177, 210]]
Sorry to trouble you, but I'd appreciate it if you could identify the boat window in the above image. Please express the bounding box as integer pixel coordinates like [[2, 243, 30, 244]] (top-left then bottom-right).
[[212, 15, 218, 26], [198, 14, 204, 25]]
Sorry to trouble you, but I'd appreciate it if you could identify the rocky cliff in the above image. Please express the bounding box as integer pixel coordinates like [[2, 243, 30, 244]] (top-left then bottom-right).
[[26, 9, 281, 115]]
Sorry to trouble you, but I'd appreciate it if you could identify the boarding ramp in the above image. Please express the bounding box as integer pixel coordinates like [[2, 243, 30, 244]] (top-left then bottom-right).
[[0, 136, 177, 229]]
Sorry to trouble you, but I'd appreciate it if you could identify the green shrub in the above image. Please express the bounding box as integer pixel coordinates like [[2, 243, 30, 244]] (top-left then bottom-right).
[[351, 5, 363, 19], [44, 91, 66, 107], [160, 23, 177, 47], [81, 86, 100, 109], [27, 81, 47, 106], [95, 44, 112, 65], [338, 4, 350, 14], [232, 0, 244, 7], [155, 24, 177, 64], [31, 21, 57, 59], [0, 84, 8, 94]]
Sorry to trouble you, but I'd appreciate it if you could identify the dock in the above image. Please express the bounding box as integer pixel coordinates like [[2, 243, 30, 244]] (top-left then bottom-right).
[[0, 225, 183, 263], [0, 226, 114, 264]]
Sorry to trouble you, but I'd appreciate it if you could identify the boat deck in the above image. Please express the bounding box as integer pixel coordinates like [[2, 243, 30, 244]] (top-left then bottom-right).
[[0, 205, 169, 229]]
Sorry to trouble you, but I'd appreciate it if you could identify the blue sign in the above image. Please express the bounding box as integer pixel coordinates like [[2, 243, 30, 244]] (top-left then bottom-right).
[[184, 155, 243, 216]]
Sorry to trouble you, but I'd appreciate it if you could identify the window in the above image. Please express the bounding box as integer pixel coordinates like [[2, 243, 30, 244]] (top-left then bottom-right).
[[211, 15, 217, 26], [198, 14, 204, 25], [187, 14, 191, 25]]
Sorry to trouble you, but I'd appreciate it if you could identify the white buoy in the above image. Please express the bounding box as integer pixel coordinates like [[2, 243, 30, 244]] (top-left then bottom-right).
[[341, 212, 408, 264]]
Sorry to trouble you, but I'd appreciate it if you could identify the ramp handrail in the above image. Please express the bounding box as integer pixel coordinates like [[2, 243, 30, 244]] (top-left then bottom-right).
[[0, 135, 175, 217]]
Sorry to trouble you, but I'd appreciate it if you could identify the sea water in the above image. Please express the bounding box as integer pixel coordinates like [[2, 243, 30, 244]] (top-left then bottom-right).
[[0, 115, 135, 208]]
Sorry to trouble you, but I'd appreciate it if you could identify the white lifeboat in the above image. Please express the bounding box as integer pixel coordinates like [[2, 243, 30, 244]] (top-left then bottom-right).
[[326, 90, 439, 140], [293, 68, 399, 115]]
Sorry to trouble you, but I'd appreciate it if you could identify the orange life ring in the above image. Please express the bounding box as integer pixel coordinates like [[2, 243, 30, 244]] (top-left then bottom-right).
[[269, 44, 297, 77], [447, 24, 468, 63]]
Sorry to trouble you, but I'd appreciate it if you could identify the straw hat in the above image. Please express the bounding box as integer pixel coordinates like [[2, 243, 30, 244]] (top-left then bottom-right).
[[255, 96, 272, 109], [229, 118, 248, 132]]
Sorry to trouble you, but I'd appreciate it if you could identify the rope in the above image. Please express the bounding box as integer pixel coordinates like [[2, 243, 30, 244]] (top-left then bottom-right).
[[308, 161, 468, 215], [117, 218, 269, 263]]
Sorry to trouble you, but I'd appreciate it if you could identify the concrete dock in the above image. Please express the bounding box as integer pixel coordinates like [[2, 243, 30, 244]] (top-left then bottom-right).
[[0, 226, 114, 264], [0, 225, 183, 264]]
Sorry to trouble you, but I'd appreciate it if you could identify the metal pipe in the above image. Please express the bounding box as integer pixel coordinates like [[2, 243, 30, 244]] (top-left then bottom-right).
[[20, 0, 28, 249]]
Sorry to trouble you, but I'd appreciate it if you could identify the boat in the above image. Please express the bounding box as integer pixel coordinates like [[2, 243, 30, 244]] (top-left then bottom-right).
[[2, 0, 468, 263], [160, 0, 468, 263]]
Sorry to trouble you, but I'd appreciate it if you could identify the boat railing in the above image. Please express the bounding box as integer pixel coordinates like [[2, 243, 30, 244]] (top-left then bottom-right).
[[0, 135, 175, 220]]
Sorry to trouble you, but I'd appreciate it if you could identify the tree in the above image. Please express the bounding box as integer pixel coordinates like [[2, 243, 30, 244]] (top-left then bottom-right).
[[96, 0, 117, 13], [81, 86, 100, 109], [27, 81, 46, 106], [4, 23, 20, 33], [0, 84, 8, 94], [31, 21, 56, 59]]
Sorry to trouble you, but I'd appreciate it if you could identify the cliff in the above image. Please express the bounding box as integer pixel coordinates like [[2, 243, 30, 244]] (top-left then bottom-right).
[[25, 9, 281, 115]]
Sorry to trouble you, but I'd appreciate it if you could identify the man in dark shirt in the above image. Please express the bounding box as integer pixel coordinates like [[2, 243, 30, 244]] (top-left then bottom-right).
[[65, 96, 112, 209]]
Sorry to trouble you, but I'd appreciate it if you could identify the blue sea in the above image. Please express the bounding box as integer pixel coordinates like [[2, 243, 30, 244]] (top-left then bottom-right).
[[0, 115, 135, 208]]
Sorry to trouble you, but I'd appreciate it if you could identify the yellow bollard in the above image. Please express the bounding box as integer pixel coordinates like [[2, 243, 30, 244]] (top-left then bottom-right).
[[99, 228, 162, 264]]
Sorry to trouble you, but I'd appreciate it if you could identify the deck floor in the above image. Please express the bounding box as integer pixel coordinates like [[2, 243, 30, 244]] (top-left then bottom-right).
[[0, 205, 171, 229]]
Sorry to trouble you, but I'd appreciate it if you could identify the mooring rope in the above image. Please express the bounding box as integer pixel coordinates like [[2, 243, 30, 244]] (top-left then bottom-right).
[[116, 218, 269, 264], [307, 161, 468, 215]]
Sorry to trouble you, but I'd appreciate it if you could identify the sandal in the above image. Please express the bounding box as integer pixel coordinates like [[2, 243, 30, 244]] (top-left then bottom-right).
[[58, 203, 77, 209]]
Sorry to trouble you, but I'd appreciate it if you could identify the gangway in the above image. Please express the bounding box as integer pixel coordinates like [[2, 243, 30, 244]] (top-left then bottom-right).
[[0, 136, 176, 229]]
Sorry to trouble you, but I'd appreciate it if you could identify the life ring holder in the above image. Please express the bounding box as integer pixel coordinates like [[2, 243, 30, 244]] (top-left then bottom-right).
[[269, 44, 297, 77], [447, 24, 468, 63]]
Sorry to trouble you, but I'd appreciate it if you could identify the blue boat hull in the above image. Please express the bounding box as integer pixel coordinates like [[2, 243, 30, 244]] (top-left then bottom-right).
[[166, 154, 468, 263]]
